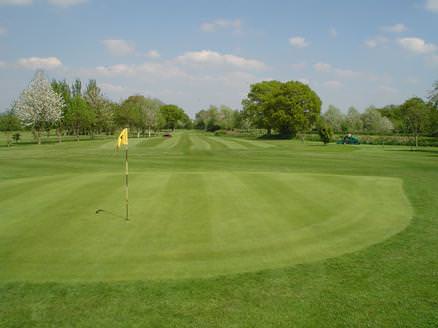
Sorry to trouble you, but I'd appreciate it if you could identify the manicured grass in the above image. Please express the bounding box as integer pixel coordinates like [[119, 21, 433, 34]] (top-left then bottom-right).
[[1, 131, 437, 327]]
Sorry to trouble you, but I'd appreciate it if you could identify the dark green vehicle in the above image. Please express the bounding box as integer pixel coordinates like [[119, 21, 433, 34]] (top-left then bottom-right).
[[337, 134, 360, 144]]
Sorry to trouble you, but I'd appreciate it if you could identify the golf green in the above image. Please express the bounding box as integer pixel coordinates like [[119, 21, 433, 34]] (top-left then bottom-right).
[[0, 133, 412, 281]]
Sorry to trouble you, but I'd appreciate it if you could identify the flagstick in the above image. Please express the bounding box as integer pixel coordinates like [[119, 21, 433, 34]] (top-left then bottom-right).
[[125, 143, 129, 221]]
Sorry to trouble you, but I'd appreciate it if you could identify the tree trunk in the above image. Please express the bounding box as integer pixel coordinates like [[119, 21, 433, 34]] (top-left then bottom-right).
[[137, 131, 140, 138], [148, 127, 151, 138], [76, 128, 80, 142], [56, 128, 62, 143], [415, 134, 418, 148], [37, 130, 41, 145], [5, 132, 11, 147]]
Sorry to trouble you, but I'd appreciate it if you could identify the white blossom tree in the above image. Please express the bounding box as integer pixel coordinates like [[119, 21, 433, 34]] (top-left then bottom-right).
[[141, 98, 163, 137], [14, 71, 64, 144]]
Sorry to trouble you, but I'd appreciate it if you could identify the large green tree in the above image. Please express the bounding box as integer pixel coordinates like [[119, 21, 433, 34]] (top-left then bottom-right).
[[84, 80, 111, 137], [116, 96, 143, 135], [64, 95, 95, 141], [242, 80, 282, 135], [400, 97, 430, 148], [243, 80, 321, 138], [160, 104, 185, 131]]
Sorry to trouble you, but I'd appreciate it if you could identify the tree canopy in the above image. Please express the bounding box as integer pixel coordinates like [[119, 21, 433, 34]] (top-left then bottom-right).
[[400, 97, 430, 147], [242, 80, 321, 138], [14, 71, 64, 144], [160, 104, 187, 131]]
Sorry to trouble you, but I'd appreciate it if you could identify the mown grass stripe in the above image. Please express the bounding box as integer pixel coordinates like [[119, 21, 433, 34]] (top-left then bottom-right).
[[189, 135, 211, 151], [207, 136, 248, 150]]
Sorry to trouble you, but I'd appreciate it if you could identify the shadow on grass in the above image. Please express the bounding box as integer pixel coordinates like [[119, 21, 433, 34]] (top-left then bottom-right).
[[383, 148, 438, 157], [257, 134, 292, 140], [0, 136, 115, 148], [95, 209, 126, 220]]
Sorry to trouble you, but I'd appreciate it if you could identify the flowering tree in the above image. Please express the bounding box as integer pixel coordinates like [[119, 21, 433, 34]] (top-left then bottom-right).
[[14, 71, 64, 144]]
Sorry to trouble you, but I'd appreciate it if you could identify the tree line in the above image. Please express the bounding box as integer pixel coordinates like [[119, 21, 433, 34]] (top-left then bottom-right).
[[0, 71, 191, 145], [1, 71, 437, 147], [191, 80, 438, 147], [321, 98, 437, 142]]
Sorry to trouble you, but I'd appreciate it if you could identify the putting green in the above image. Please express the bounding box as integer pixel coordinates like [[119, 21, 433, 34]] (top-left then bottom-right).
[[0, 171, 411, 281]]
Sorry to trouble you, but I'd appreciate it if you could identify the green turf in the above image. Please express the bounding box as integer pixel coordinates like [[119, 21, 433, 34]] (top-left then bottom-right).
[[1, 131, 437, 327]]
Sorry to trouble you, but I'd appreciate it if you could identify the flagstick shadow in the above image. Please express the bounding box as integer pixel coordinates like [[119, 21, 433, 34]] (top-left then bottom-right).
[[95, 209, 125, 220]]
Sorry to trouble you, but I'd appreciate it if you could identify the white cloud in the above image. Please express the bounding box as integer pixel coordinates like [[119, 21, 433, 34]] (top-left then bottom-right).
[[329, 27, 337, 38], [425, 0, 438, 12], [397, 37, 437, 54], [102, 39, 136, 56], [289, 36, 309, 48], [176, 50, 266, 71], [93, 62, 188, 79], [17, 56, 62, 70], [145, 50, 160, 58], [364, 36, 388, 48], [200, 19, 241, 33], [381, 23, 407, 33], [323, 80, 343, 89], [0, 0, 32, 5], [47, 0, 86, 6], [314, 62, 331, 72], [0, 26, 7, 36]]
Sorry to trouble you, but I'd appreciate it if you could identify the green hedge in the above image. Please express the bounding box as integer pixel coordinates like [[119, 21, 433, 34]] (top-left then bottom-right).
[[354, 135, 438, 147]]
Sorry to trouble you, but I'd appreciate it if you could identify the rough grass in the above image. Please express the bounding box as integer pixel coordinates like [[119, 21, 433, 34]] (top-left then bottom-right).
[[1, 131, 437, 327]]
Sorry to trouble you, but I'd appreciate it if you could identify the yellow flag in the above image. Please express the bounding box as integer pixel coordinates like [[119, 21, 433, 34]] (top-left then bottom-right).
[[116, 128, 128, 149]]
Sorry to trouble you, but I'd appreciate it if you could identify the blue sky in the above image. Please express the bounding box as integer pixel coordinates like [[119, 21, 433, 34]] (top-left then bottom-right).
[[1, 0, 437, 116]]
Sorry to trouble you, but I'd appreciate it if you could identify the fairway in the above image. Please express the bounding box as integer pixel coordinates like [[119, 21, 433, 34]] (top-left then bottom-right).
[[0, 133, 412, 281], [1, 132, 437, 327]]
